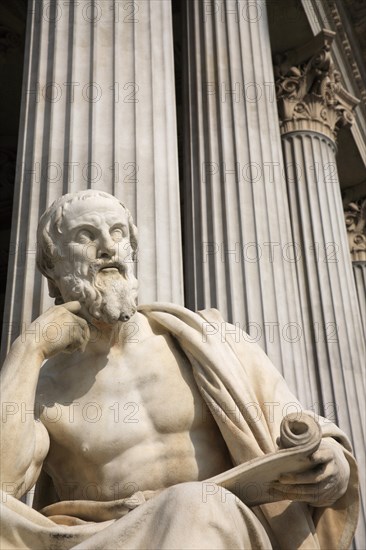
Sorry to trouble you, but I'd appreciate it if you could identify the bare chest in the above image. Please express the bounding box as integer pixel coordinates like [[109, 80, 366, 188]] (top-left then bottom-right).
[[38, 334, 208, 457]]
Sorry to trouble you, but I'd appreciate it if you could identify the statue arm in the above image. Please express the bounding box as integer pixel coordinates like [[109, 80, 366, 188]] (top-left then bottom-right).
[[220, 317, 354, 507], [0, 337, 50, 498], [0, 301, 89, 499]]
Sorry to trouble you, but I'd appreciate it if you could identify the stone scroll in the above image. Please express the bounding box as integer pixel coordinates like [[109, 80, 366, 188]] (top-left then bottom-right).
[[207, 413, 322, 506]]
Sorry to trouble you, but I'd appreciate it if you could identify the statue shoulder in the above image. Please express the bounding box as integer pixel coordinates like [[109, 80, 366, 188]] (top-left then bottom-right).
[[138, 302, 225, 322], [196, 307, 225, 324]]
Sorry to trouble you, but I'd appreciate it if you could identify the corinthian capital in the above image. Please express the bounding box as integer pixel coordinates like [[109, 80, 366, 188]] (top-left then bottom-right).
[[344, 198, 366, 262], [274, 30, 360, 141]]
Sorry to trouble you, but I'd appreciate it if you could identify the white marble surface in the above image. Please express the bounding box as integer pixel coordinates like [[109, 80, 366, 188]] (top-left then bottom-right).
[[181, 0, 315, 406], [282, 131, 366, 545], [1, 0, 183, 364], [0, 192, 358, 548]]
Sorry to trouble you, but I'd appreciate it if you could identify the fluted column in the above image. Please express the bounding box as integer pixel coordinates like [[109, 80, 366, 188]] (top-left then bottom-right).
[[182, 0, 316, 403], [276, 30, 365, 544], [344, 198, 366, 334], [1, 0, 183, 359]]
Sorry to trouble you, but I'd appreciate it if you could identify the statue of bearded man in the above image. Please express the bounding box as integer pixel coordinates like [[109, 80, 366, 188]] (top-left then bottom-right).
[[0, 190, 359, 550]]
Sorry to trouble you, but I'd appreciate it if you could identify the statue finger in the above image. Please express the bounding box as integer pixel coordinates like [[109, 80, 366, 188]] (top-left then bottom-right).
[[279, 463, 331, 484]]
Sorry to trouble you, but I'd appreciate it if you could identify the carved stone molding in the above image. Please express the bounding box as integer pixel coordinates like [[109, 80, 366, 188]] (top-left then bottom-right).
[[327, 0, 366, 110], [275, 29, 360, 142], [344, 198, 366, 262]]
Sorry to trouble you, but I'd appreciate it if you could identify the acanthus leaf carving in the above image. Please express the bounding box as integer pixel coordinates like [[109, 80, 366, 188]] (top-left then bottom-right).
[[344, 198, 366, 262], [274, 30, 360, 142]]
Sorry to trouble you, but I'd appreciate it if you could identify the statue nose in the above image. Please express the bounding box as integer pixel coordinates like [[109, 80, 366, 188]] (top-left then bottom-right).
[[97, 234, 115, 258], [120, 313, 130, 322]]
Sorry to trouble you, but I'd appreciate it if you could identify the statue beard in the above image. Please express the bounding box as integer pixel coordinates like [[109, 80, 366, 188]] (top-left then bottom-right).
[[57, 260, 138, 325]]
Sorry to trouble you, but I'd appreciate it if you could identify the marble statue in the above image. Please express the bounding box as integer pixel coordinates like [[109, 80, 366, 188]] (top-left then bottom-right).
[[0, 190, 359, 549]]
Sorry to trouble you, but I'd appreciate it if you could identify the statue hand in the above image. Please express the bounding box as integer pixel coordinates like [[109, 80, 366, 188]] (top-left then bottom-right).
[[30, 301, 90, 359], [272, 439, 350, 507]]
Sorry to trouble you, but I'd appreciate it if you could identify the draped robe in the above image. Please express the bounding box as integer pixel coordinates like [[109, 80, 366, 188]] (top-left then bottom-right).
[[0, 304, 359, 549]]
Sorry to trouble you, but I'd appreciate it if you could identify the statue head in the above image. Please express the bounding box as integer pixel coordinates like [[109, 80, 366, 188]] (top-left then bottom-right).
[[36, 190, 139, 324]]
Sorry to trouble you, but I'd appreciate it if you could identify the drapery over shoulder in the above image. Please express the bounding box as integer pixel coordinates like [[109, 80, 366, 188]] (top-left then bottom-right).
[[3, 303, 358, 550], [139, 303, 359, 550]]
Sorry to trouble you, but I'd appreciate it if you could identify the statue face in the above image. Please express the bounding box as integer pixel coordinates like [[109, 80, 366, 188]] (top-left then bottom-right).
[[58, 197, 132, 267], [52, 197, 138, 324]]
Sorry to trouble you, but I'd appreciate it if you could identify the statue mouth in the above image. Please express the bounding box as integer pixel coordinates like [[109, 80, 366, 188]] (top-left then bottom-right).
[[98, 263, 124, 275], [100, 266, 119, 273]]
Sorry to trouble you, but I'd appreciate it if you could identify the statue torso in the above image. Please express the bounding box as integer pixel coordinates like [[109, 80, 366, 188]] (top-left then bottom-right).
[[36, 313, 232, 501]]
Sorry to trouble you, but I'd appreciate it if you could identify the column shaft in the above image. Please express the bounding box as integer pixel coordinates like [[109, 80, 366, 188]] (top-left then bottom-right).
[[275, 33, 366, 544], [353, 263, 366, 334], [1, 0, 183, 358], [344, 198, 366, 335], [283, 133, 365, 429], [182, 0, 315, 402], [282, 130, 366, 547]]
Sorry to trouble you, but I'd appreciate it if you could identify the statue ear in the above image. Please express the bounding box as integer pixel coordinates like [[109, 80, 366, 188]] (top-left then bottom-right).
[[47, 278, 64, 305]]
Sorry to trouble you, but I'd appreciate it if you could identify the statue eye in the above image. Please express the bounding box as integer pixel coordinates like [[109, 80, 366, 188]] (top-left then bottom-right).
[[110, 228, 123, 242], [75, 229, 94, 243]]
